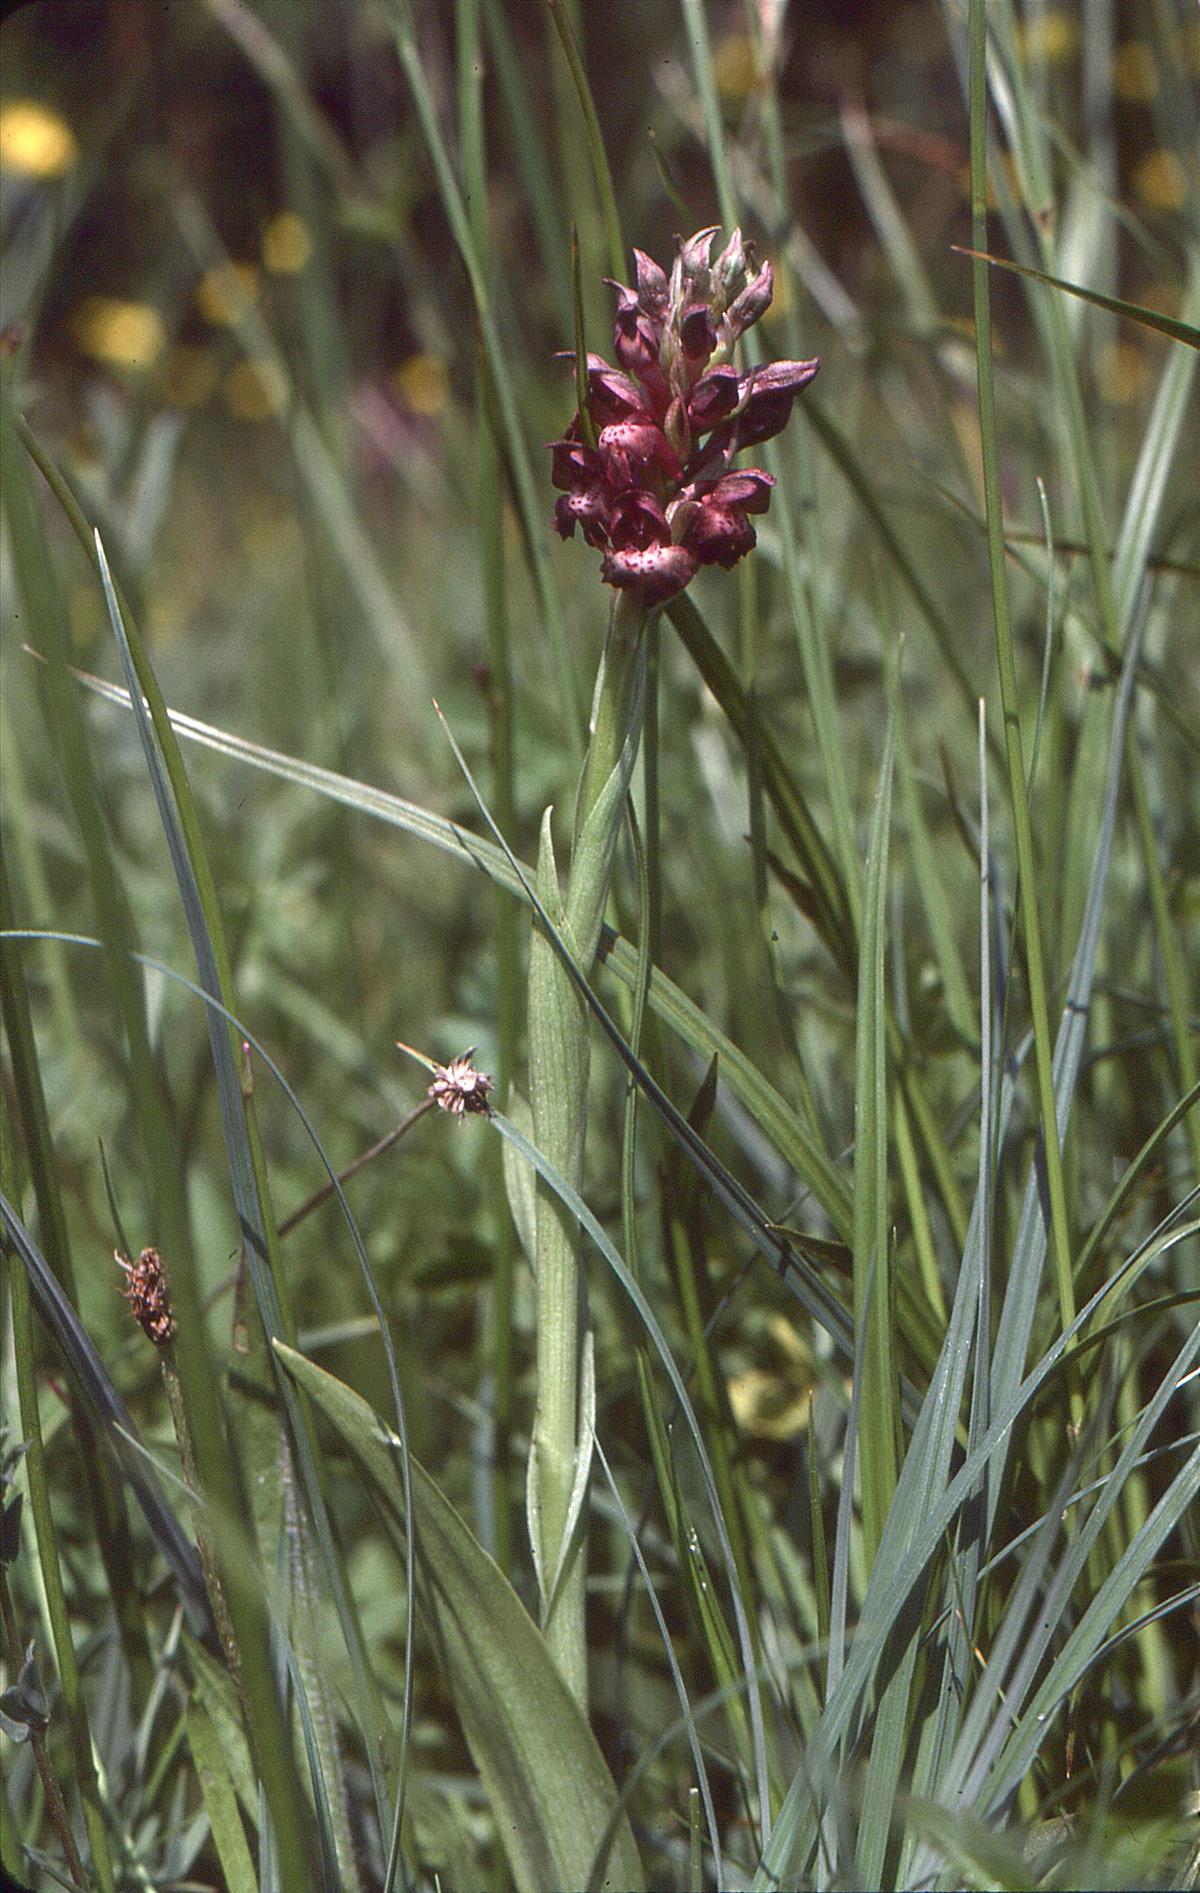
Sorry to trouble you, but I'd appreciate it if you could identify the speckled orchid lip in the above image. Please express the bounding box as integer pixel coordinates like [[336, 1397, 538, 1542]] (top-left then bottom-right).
[[549, 227, 818, 603]]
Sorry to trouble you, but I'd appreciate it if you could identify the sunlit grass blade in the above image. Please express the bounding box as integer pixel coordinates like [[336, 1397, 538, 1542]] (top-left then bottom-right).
[[754, 1241, 1155, 1887], [894, 702, 998, 1882]]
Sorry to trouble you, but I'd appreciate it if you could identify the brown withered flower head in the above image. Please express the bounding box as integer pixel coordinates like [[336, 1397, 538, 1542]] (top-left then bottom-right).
[[428, 1051, 494, 1119], [116, 1246, 176, 1347], [550, 227, 818, 604]]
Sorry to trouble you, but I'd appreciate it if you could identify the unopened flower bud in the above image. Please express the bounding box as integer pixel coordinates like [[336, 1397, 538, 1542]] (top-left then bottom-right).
[[633, 247, 669, 314], [713, 226, 748, 291], [725, 260, 774, 341]]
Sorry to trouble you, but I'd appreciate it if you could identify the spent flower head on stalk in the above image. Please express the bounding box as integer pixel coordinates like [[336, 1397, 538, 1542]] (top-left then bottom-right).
[[550, 227, 819, 603], [427, 1050, 494, 1118], [115, 1246, 176, 1347]]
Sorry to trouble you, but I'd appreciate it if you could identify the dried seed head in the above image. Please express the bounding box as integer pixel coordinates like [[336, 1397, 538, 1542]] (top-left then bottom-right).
[[116, 1247, 176, 1346], [428, 1052, 494, 1119]]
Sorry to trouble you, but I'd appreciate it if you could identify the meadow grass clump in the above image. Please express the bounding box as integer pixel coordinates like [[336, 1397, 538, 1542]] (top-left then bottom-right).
[[1, 2, 1197, 1890]]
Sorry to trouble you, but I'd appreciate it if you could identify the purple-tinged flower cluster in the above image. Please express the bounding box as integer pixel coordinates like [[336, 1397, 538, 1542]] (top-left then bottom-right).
[[550, 228, 818, 604]]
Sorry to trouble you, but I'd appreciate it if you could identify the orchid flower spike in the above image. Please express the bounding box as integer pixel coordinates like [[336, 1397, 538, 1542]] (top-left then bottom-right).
[[550, 227, 819, 603]]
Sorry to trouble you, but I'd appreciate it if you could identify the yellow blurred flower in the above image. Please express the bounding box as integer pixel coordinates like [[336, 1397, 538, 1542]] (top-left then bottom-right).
[[1097, 341, 1148, 406], [262, 211, 312, 274], [392, 353, 448, 417], [727, 1368, 810, 1441], [238, 491, 300, 561], [70, 297, 165, 370], [196, 262, 260, 326], [1112, 42, 1159, 103], [725, 1314, 814, 1441], [712, 31, 759, 100], [1132, 150, 1186, 211], [1018, 9, 1080, 64], [0, 98, 77, 178], [223, 357, 287, 421]]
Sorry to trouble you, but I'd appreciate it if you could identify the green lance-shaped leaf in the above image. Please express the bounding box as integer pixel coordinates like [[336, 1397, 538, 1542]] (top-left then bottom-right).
[[187, 1699, 258, 1893], [527, 591, 649, 1707], [274, 1343, 645, 1893], [527, 808, 591, 1702]]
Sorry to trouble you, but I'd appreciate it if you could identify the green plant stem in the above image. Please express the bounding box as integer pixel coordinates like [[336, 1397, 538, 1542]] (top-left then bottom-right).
[[529, 589, 648, 1707]]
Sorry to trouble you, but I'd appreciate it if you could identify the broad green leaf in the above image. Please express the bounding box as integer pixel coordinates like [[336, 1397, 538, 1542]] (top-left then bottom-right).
[[184, 1635, 258, 1825], [187, 1699, 258, 1893], [274, 1343, 645, 1893]]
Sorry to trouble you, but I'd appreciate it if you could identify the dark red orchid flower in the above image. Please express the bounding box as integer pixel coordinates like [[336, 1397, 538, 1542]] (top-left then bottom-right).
[[550, 227, 818, 604]]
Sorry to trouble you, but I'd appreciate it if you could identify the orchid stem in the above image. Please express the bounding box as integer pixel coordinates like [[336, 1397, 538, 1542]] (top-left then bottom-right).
[[529, 587, 649, 1708]]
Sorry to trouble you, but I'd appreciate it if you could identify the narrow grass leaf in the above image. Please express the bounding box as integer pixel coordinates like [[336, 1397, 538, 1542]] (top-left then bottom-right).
[[950, 245, 1200, 349], [852, 711, 898, 1561], [976, 1338, 1200, 1817]]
